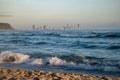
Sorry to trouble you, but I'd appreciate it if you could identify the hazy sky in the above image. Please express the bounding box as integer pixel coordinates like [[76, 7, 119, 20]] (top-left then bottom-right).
[[0, 0, 120, 30]]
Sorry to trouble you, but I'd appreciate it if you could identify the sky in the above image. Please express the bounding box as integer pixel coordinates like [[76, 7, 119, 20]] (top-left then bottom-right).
[[0, 0, 120, 30]]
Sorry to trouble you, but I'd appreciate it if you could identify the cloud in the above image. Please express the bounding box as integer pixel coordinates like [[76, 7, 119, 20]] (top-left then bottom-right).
[[0, 14, 12, 17]]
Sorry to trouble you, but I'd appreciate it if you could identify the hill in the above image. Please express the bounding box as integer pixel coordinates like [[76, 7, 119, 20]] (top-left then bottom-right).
[[0, 23, 14, 30]]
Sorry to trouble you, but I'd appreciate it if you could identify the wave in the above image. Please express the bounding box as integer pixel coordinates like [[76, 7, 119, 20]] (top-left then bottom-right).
[[45, 32, 61, 37], [107, 45, 120, 49], [70, 41, 98, 48], [6, 39, 120, 50], [0, 51, 120, 72], [0, 51, 29, 63], [68, 41, 120, 49], [35, 42, 48, 45], [8, 39, 29, 44], [7, 39, 50, 46], [103, 33, 120, 38], [69, 41, 105, 49], [42, 32, 120, 38], [10, 32, 36, 36], [1, 31, 120, 39]]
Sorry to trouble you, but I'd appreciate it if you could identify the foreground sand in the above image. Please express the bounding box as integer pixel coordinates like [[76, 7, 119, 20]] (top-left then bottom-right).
[[0, 68, 119, 80]]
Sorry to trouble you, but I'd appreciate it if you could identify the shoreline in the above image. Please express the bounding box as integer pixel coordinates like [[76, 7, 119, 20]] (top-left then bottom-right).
[[0, 68, 119, 80]]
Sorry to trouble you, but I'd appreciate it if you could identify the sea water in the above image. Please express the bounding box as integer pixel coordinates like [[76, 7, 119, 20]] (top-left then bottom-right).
[[0, 30, 120, 77]]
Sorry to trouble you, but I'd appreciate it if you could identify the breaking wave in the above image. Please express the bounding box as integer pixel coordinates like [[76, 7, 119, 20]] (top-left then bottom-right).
[[0, 51, 120, 72], [0, 51, 29, 63]]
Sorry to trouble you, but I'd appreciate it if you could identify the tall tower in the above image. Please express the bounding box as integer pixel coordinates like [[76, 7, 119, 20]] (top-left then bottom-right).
[[43, 25, 47, 30], [33, 24, 35, 30], [78, 24, 80, 30]]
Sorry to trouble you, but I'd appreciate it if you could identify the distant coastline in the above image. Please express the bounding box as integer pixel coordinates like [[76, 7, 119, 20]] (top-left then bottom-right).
[[0, 23, 14, 30]]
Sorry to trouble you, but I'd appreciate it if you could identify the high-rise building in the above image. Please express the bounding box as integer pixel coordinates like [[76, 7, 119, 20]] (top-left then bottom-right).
[[33, 24, 35, 30]]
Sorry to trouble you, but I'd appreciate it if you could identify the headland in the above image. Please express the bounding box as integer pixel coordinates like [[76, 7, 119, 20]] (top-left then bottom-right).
[[0, 23, 14, 30]]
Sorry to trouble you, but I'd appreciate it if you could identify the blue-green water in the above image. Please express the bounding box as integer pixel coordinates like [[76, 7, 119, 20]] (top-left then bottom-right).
[[0, 30, 120, 77]]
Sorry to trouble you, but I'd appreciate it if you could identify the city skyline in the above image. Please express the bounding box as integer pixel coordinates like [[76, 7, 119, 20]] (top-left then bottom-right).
[[0, 0, 120, 30]]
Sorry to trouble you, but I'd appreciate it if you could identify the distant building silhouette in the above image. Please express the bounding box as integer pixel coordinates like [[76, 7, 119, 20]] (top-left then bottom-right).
[[31, 24, 81, 30], [64, 27, 66, 30], [43, 25, 47, 30], [78, 24, 80, 30], [33, 24, 35, 30]]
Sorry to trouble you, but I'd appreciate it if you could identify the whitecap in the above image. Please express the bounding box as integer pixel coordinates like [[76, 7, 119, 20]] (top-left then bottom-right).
[[0, 51, 29, 63], [48, 57, 75, 66]]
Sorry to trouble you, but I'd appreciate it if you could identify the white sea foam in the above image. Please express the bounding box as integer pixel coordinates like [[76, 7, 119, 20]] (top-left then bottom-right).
[[27, 57, 75, 66], [0, 51, 75, 66], [0, 51, 119, 72], [49, 57, 67, 65], [0, 51, 29, 63], [48, 57, 75, 66], [29, 58, 45, 65], [26, 58, 48, 65]]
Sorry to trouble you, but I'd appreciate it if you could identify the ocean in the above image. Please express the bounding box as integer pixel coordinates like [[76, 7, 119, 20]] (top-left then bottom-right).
[[0, 30, 120, 77]]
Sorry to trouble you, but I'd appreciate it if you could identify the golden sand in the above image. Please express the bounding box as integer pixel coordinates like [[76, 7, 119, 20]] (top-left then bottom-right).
[[0, 68, 119, 80]]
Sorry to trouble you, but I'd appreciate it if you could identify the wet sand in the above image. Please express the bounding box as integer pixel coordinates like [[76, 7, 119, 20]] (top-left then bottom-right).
[[0, 68, 119, 80]]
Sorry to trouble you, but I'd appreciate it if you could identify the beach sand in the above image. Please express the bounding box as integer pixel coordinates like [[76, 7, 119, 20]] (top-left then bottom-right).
[[0, 68, 119, 80]]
